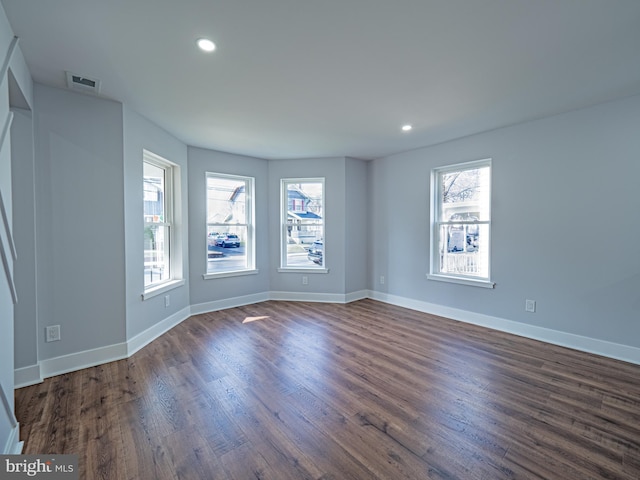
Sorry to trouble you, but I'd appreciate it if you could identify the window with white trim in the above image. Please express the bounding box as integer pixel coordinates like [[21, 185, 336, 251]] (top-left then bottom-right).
[[280, 178, 325, 270], [205, 173, 255, 276], [143, 152, 178, 291], [429, 159, 493, 287]]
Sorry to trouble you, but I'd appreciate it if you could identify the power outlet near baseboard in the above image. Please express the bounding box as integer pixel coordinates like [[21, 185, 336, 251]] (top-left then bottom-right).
[[45, 325, 61, 342], [525, 299, 536, 313]]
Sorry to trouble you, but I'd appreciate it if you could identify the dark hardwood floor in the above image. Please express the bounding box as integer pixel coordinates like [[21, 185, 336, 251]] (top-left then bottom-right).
[[15, 299, 640, 479]]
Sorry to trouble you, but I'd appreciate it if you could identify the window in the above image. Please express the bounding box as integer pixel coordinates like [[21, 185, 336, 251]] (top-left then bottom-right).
[[429, 159, 493, 287], [280, 178, 325, 270], [205, 173, 255, 277], [143, 151, 181, 292]]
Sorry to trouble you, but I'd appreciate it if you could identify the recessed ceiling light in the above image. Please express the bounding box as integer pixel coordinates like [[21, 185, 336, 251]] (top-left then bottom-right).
[[402, 124, 413, 132], [197, 38, 216, 52]]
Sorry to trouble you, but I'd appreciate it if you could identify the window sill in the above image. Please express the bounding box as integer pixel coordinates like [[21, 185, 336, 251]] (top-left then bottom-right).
[[142, 279, 186, 300], [427, 274, 495, 289], [203, 269, 259, 280], [278, 267, 329, 274]]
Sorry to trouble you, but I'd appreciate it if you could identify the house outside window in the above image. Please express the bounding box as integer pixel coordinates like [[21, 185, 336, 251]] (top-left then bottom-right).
[[205, 173, 255, 277], [429, 159, 494, 288], [143, 152, 178, 291], [280, 178, 325, 270]]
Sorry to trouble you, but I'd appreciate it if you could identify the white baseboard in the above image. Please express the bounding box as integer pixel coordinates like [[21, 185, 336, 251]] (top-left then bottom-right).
[[127, 306, 191, 356], [345, 290, 369, 303], [18, 288, 637, 390], [1, 379, 22, 454], [369, 290, 640, 366], [14, 364, 42, 389], [269, 290, 368, 304], [190, 292, 270, 315], [39, 342, 128, 379], [3, 425, 22, 454]]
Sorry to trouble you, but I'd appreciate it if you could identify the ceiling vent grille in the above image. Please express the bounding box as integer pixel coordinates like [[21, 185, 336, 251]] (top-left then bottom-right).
[[65, 71, 101, 95]]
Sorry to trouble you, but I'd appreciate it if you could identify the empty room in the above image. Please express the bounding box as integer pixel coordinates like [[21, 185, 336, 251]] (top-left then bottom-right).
[[1, 1, 639, 478]]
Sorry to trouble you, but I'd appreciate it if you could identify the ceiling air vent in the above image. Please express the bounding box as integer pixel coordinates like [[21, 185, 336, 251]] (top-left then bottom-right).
[[65, 71, 101, 95]]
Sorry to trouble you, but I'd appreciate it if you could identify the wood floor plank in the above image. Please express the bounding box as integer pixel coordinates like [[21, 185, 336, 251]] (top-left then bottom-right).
[[15, 299, 640, 479], [117, 397, 179, 480]]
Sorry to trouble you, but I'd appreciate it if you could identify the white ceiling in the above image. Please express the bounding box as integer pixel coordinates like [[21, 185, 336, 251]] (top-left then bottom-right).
[[3, 0, 640, 160]]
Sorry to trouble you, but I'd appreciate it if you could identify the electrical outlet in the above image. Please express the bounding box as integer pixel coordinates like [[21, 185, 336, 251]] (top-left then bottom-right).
[[302, 276, 309, 285], [164, 295, 170, 307], [380, 275, 385, 285], [525, 299, 536, 313], [46, 325, 61, 342]]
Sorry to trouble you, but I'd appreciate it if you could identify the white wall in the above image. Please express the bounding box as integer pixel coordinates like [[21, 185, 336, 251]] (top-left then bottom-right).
[[268, 157, 348, 296], [123, 106, 189, 340], [345, 157, 368, 296], [34, 84, 127, 361], [13, 91, 193, 385], [369, 94, 640, 351], [4, 12, 638, 453], [187, 147, 269, 308]]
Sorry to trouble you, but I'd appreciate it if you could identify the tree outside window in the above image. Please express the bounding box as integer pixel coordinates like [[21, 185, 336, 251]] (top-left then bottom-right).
[[430, 159, 492, 286]]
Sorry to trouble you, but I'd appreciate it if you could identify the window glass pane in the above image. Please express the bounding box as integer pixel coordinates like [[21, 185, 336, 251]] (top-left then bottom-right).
[[207, 176, 247, 224], [431, 160, 491, 284], [206, 173, 254, 275], [207, 225, 248, 273], [143, 162, 166, 221], [438, 223, 489, 278], [143, 152, 181, 293], [283, 181, 324, 267], [439, 165, 490, 222], [144, 224, 170, 286]]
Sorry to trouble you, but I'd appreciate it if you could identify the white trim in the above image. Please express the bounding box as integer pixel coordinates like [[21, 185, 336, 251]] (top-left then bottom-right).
[[203, 269, 258, 280], [143, 150, 182, 296], [4, 425, 22, 455], [191, 292, 270, 315], [141, 278, 185, 300], [1, 382, 22, 454], [277, 267, 329, 274], [0, 188, 17, 264], [0, 195, 17, 303], [271, 290, 366, 303], [0, 111, 14, 162], [39, 342, 128, 379], [0, 382, 17, 428], [280, 178, 325, 269], [427, 274, 495, 289], [127, 306, 191, 356], [205, 172, 256, 275], [430, 158, 492, 284], [0, 36, 18, 81], [17, 289, 640, 392], [14, 364, 42, 389], [345, 290, 369, 303], [368, 290, 640, 366], [269, 291, 350, 303]]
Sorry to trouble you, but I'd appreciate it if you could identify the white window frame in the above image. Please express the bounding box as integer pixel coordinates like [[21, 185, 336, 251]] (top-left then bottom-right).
[[279, 178, 327, 273], [142, 150, 184, 299], [428, 159, 495, 288], [203, 172, 257, 279]]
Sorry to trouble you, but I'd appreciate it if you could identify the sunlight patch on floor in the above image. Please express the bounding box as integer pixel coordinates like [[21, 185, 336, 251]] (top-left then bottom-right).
[[242, 316, 270, 324]]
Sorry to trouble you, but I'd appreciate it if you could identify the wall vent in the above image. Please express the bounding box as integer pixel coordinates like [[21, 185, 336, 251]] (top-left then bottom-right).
[[65, 71, 101, 95]]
